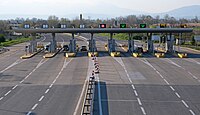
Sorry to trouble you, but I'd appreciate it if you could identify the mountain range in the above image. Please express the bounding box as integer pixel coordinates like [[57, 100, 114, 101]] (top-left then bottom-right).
[[0, 5, 200, 20]]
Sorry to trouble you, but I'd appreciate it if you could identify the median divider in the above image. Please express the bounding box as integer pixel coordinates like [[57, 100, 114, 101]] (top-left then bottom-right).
[[43, 49, 61, 58], [21, 49, 42, 59], [110, 52, 121, 57], [88, 52, 98, 57], [155, 53, 165, 58], [177, 53, 187, 58], [65, 53, 76, 57], [133, 53, 142, 57]]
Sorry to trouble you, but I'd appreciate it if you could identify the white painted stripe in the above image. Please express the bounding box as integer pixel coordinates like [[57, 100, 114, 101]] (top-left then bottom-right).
[[97, 76, 103, 115], [0, 97, 3, 100], [134, 90, 138, 96], [131, 84, 136, 90], [26, 111, 32, 115], [4, 90, 12, 96], [170, 86, 175, 91], [45, 89, 50, 94], [52, 79, 57, 84], [31, 103, 38, 110], [137, 98, 142, 105], [140, 107, 147, 115], [20, 80, 24, 83], [189, 109, 196, 115], [12, 85, 18, 90], [164, 79, 170, 85], [182, 100, 189, 108], [175, 92, 181, 98], [39, 96, 45, 102], [49, 84, 53, 88]]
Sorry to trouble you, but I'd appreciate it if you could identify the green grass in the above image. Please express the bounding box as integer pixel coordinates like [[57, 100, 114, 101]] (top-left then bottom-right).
[[98, 33, 129, 40], [0, 37, 32, 47]]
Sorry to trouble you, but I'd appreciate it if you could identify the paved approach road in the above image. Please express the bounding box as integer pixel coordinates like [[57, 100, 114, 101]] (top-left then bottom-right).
[[0, 33, 200, 115]]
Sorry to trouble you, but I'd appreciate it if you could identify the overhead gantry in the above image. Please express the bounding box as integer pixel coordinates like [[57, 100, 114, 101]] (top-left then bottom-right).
[[14, 28, 193, 58]]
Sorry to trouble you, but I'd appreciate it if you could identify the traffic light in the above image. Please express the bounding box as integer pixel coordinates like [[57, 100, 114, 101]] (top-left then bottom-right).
[[140, 24, 147, 28], [120, 24, 126, 28], [99, 24, 106, 28], [160, 24, 167, 28], [180, 24, 187, 28]]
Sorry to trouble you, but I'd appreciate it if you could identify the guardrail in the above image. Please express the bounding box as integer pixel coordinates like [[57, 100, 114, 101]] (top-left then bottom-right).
[[81, 75, 95, 115]]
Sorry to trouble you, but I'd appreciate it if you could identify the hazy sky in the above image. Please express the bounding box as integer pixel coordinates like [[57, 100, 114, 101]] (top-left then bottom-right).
[[0, 0, 200, 15]]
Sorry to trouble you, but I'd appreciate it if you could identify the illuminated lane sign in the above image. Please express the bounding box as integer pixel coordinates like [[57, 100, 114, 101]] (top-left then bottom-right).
[[160, 24, 167, 28], [120, 24, 126, 28], [140, 24, 147, 28], [24, 24, 30, 29], [99, 24, 106, 28]]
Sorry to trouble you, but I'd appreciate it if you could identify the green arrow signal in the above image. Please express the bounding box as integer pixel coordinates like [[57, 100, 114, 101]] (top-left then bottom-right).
[[120, 24, 126, 28], [140, 24, 146, 28]]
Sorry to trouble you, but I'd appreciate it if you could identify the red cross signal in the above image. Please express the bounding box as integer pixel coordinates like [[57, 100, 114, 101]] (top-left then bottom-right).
[[100, 24, 106, 28]]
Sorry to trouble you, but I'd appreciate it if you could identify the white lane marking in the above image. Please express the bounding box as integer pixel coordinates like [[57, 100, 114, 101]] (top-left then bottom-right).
[[45, 89, 50, 94], [12, 85, 18, 90], [0, 97, 3, 100], [185, 58, 200, 65], [31, 103, 38, 110], [131, 85, 135, 90], [188, 71, 198, 80], [97, 75, 103, 115], [49, 84, 53, 88], [0, 59, 24, 74], [137, 98, 142, 105], [189, 109, 196, 115], [163, 79, 170, 85], [182, 100, 189, 108], [170, 86, 175, 91], [175, 92, 181, 98], [4, 90, 12, 96], [134, 90, 138, 97], [26, 111, 32, 115], [140, 107, 147, 115], [39, 96, 45, 102]]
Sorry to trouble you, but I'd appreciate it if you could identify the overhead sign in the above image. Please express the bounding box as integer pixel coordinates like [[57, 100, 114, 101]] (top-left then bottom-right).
[[99, 24, 106, 28], [120, 24, 126, 28], [160, 24, 167, 28], [24, 24, 30, 29], [42, 24, 49, 29], [180, 24, 187, 28], [140, 24, 146, 28]]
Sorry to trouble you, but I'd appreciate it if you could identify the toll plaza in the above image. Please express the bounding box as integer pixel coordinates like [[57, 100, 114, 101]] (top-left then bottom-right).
[[14, 27, 193, 58]]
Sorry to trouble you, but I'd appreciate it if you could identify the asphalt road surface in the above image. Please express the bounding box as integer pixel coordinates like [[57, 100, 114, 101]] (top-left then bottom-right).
[[0, 33, 200, 115]]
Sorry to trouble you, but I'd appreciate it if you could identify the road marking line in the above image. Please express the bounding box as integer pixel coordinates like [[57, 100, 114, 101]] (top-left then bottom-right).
[[4, 90, 12, 96], [131, 84, 135, 90], [45, 89, 50, 94], [20, 80, 25, 83], [175, 92, 181, 98], [52, 79, 57, 84], [12, 85, 18, 90], [0, 97, 3, 100], [189, 109, 196, 115], [49, 84, 53, 88], [97, 75, 103, 115], [182, 100, 189, 108], [31, 103, 38, 110], [140, 107, 147, 115], [39, 96, 45, 102], [170, 86, 175, 91], [163, 79, 170, 85], [134, 90, 138, 97], [137, 98, 142, 105], [26, 111, 32, 115]]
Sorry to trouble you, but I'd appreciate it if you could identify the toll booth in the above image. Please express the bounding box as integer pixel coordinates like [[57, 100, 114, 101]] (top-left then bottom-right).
[[89, 39, 97, 52], [28, 34, 37, 54], [108, 39, 116, 52], [165, 35, 174, 53], [49, 33, 57, 53], [128, 39, 134, 53], [147, 36, 154, 53], [69, 39, 76, 53]]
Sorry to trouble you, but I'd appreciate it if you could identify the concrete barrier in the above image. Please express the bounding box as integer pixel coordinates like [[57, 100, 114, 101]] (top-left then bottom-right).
[[21, 50, 42, 59], [88, 52, 98, 57], [155, 53, 165, 58], [178, 53, 187, 58], [133, 53, 142, 57], [110, 52, 120, 57], [43, 49, 61, 58], [66, 53, 76, 57]]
